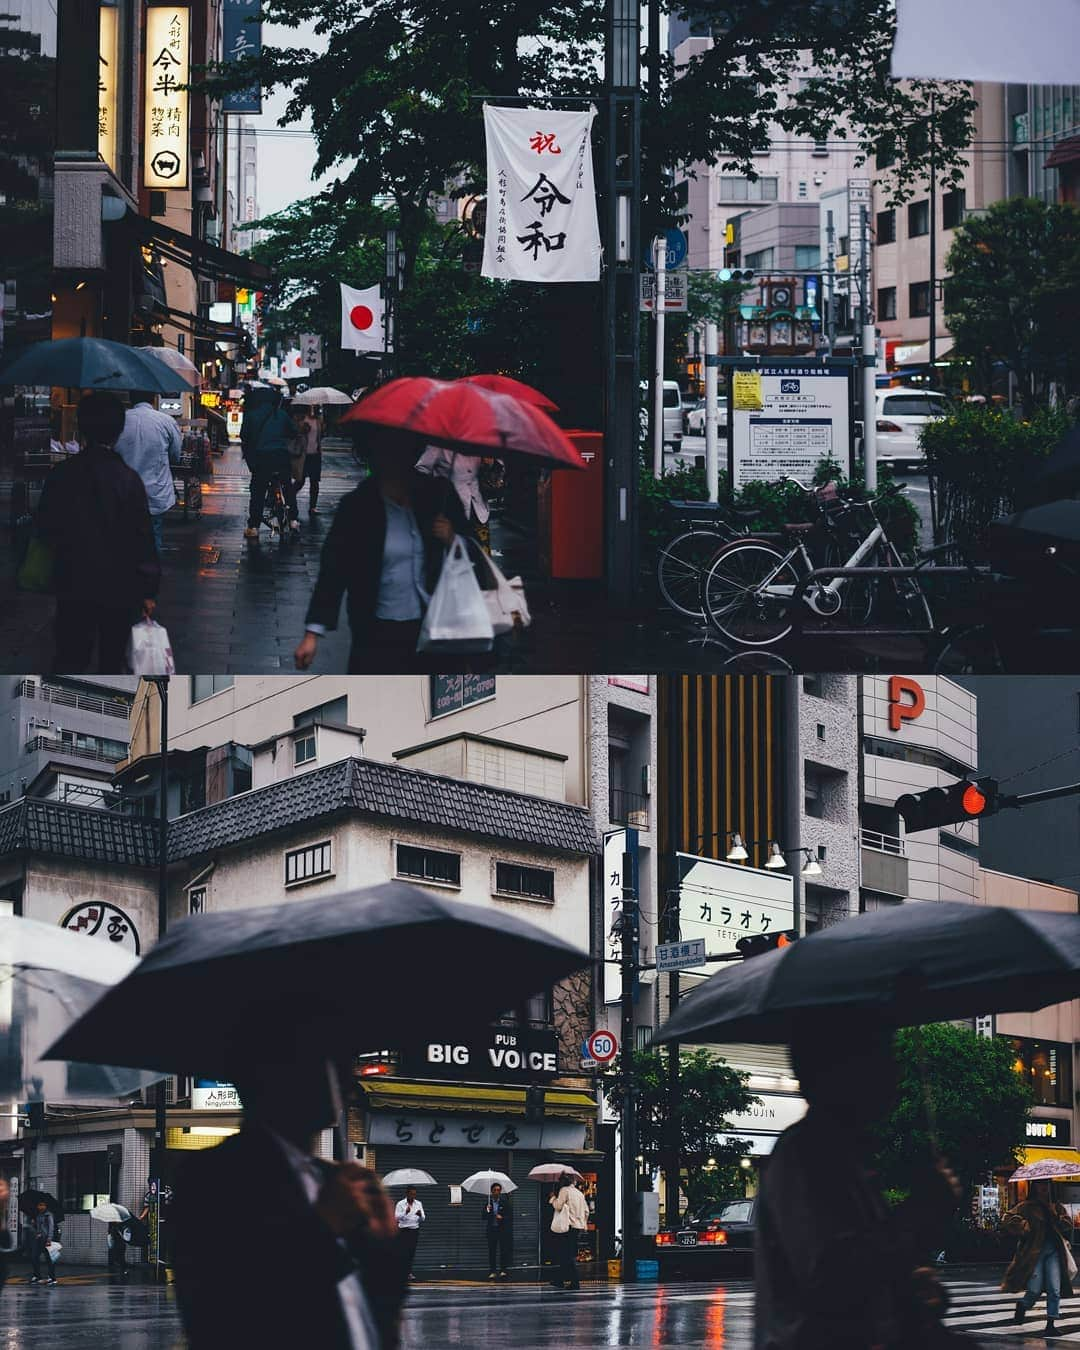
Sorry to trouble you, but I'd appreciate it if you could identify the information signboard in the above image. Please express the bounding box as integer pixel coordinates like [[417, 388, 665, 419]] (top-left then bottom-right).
[[674, 853, 794, 976], [429, 674, 496, 719], [640, 268, 688, 313], [729, 364, 852, 491]]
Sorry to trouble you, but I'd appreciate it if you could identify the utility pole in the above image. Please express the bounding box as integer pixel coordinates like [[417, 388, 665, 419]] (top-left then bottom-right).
[[928, 90, 938, 376], [651, 237, 667, 479], [662, 882, 680, 1230], [619, 845, 639, 1283], [704, 318, 719, 502], [860, 205, 878, 492], [825, 210, 838, 353], [148, 676, 169, 1283], [603, 0, 642, 608]]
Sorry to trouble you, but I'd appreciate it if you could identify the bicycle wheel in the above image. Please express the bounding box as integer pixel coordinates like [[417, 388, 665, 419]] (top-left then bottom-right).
[[657, 526, 737, 618], [934, 626, 1006, 674], [873, 543, 934, 632], [701, 540, 800, 647]]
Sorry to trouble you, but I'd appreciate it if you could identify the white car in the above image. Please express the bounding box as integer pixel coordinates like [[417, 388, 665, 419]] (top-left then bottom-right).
[[684, 401, 730, 437], [875, 388, 950, 470]]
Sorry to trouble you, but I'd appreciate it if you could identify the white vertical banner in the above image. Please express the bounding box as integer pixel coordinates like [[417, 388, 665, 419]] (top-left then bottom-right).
[[340, 283, 387, 352], [300, 334, 323, 371], [144, 6, 190, 190], [482, 104, 601, 283]]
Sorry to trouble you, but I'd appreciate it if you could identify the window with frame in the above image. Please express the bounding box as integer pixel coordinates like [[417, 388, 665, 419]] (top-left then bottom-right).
[[294, 729, 317, 766], [1007, 1036, 1073, 1107], [495, 861, 555, 902], [294, 697, 348, 729], [745, 247, 775, 271], [396, 844, 461, 887], [58, 1152, 111, 1214], [284, 840, 333, 887], [907, 200, 930, 237], [877, 287, 897, 321], [795, 244, 819, 268], [797, 180, 808, 199], [909, 281, 931, 318], [188, 886, 207, 915], [942, 189, 966, 230], [876, 209, 896, 244], [190, 676, 234, 704], [718, 175, 778, 202]]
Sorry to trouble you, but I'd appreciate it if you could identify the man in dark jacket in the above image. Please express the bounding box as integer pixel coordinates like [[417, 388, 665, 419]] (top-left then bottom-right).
[[36, 391, 160, 672], [173, 1052, 406, 1349], [241, 386, 299, 538], [481, 1183, 513, 1280], [295, 429, 472, 673]]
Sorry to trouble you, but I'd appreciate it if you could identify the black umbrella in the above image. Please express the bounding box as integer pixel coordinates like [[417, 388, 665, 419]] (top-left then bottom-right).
[[654, 900, 1080, 1046], [46, 881, 591, 1079], [1016, 423, 1080, 509], [0, 337, 191, 395], [17, 1190, 62, 1220]]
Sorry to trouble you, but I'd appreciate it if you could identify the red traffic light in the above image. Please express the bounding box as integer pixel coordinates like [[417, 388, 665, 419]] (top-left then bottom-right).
[[776, 932, 794, 949], [961, 782, 988, 816]]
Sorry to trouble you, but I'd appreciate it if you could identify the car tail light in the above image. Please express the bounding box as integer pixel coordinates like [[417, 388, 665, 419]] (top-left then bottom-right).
[[877, 419, 903, 433], [700, 1228, 729, 1245], [655, 1232, 674, 1246]]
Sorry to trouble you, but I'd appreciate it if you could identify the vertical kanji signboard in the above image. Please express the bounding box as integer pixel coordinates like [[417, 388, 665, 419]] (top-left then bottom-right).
[[674, 853, 794, 974], [144, 7, 190, 190]]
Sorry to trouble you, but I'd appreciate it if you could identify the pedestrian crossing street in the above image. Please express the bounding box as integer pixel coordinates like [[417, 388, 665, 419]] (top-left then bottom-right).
[[938, 1279, 1080, 1340]]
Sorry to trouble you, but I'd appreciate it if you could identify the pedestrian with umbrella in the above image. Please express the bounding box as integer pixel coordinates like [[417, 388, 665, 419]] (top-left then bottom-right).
[[1001, 1179, 1075, 1334], [655, 900, 1080, 1350], [463, 1173, 517, 1280], [29, 391, 160, 672], [548, 1171, 588, 1291], [91, 1203, 134, 1275]]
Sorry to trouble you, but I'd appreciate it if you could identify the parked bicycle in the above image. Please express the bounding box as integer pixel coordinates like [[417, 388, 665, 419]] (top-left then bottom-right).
[[655, 500, 752, 619], [699, 479, 932, 647]]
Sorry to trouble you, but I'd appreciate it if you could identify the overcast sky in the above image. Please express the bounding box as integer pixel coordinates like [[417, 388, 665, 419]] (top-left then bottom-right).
[[249, 19, 331, 219]]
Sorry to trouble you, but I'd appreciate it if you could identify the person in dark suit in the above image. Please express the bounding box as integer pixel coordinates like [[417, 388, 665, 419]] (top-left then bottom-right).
[[481, 1183, 513, 1280], [294, 428, 473, 674], [173, 1054, 406, 1349]]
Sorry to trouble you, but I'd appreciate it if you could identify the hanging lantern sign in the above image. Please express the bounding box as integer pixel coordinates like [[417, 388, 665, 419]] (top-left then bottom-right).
[[144, 6, 190, 190]]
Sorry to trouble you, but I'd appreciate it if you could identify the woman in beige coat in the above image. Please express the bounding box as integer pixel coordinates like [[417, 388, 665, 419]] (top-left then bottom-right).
[[548, 1174, 588, 1291], [1002, 1180, 1075, 1334]]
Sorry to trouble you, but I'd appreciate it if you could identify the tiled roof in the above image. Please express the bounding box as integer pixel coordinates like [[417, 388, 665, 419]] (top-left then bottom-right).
[[167, 756, 599, 861], [0, 798, 158, 867]]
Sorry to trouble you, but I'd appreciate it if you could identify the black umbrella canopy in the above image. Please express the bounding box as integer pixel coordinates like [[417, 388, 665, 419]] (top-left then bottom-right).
[[1016, 423, 1080, 509], [655, 901, 1080, 1047], [18, 1189, 62, 1219], [47, 881, 591, 1079]]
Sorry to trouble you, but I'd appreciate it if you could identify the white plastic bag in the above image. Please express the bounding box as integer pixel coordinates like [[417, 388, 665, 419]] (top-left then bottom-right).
[[46, 1241, 62, 1262], [417, 538, 495, 653], [127, 618, 176, 676], [474, 544, 531, 636]]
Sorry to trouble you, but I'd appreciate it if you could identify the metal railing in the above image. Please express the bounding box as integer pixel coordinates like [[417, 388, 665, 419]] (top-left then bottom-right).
[[15, 678, 132, 722], [609, 787, 650, 828], [860, 828, 905, 856], [23, 736, 126, 767]]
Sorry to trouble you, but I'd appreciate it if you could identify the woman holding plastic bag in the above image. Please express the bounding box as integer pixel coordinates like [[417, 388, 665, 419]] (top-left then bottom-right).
[[295, 428, 481, 673]]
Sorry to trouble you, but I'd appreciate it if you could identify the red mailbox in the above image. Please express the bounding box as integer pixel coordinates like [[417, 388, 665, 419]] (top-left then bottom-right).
[[538, 429, 604, 579]]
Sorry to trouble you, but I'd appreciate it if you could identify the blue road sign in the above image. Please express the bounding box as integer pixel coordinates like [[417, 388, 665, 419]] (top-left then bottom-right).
[[643, 228, 688, 272]]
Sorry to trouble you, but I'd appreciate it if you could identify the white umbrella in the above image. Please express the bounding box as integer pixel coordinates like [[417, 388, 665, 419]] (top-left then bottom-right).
[[291, 386, 353, 406], [265, 376, 288, 387], [0, 916, 160, 1104], [134, 346, 201, 389], [382, 1169, 438, 1187], [527, 1164, 584, 1183], [460, 1170, 517, 1195], [90, 1203, 132, 1224]]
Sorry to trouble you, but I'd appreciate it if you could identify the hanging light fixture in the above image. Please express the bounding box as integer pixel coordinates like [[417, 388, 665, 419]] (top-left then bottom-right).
[[726, 833, 748, 862], [764, 841, 786, 870], [801, 850, 823, 878]]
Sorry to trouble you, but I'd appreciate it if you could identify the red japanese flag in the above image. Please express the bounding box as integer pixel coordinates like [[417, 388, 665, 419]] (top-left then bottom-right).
[[340, 282, 386, 353]]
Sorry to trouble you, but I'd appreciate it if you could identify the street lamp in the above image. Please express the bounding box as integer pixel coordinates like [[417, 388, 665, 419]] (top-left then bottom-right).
[[725, 833, 749, 862], [795, 849, 823, 878], [607, 0, 640, 89], [764, 841, 787, 870]]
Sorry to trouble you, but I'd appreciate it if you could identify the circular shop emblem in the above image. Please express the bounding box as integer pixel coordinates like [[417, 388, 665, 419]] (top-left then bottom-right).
[[60, 902, 140, 955], [151, 149, 182, 180]]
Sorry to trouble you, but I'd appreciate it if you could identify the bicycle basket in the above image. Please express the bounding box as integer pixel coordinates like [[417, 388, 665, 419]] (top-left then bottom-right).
[[814, 482, 845, 515]]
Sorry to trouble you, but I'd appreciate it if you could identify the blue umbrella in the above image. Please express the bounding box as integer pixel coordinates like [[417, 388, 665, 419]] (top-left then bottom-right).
[[0, 337, 191, 394]]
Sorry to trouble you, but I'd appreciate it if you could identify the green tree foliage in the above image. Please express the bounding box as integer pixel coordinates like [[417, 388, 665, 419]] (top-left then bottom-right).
[[871, 1024, 1033, 1199], [945, 198, 1080, 412], [606, 1047, 757, 1207]]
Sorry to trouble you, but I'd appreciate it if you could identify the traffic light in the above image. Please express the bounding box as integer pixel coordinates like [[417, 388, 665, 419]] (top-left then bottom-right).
[[736, 930, 798, 959], [718, 268, 754, 284], [895, 776, 1000, 834], [525, 1086, 545, 1124]]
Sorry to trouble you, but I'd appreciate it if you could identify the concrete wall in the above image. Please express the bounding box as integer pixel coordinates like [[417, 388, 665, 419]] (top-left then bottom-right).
[[22, 859, 158, 953], [798, 675, 860, 928]]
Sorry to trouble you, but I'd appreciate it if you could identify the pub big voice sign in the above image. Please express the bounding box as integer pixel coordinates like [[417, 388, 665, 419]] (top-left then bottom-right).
[[408, 1027, 560, 1079]]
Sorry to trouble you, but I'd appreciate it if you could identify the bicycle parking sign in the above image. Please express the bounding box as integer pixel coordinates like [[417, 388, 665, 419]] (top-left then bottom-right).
[[729, 363, 853, 491]]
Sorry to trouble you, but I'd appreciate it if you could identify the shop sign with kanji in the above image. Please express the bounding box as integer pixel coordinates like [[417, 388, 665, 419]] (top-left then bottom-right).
[[481, 104, 601, 283], [674, 852, 794, 974], [367, 1112, 585, 1151], [144, 7, 190, 190]]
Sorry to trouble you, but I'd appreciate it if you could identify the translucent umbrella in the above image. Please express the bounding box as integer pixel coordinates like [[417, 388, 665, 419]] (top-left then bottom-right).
[[460, 1170, 517, 1195], [1009, 1158, 1080, 1182], [0, 916, 160, 1104], [382, 1169, 438, 1187], [291, 386, 353, 406], [90, 1203, 132, 1224], [527, 1164, 584, 1183], [134, 346, 201, 389]]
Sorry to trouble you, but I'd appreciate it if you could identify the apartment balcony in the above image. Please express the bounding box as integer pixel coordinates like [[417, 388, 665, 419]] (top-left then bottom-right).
[[16, 678, 131, 721], [609, 787, 650, 829], [24, 736, 125, 767], [860, 828, 908, 898]]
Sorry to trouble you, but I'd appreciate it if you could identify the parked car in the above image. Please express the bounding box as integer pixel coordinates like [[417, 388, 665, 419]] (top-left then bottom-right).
[[875, 388, 950, 470], [654, 1196, 756, 1277], [682, 397, 705, 435], [683, 400, 730, 438], [663, 380, 684, 451]]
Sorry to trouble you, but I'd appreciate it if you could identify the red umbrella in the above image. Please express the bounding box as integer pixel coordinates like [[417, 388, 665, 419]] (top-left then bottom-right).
[[340, 377, 584, 469], [458, 373, 559, 412]]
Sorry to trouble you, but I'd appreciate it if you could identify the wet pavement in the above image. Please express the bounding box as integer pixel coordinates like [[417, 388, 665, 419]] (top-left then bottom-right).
[[0, 1267, 1057, 1347]]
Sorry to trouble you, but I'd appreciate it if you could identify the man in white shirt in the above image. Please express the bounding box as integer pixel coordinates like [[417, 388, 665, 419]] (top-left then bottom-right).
[[114, 391, 182, 555], [394, 1187, 425, 1281]]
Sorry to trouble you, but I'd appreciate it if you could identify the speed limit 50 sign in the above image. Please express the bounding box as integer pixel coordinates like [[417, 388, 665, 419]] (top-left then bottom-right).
[[586, 1029, 619, 1064]]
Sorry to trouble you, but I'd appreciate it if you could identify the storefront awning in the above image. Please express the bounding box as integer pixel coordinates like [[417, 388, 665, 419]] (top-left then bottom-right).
[[1020, 1146, 1080, 1171], [895, 337, 955, 366], [359, 1079, 597, 1119], [1046, 136, 1080, 170], [133, 216, 273, 287]]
